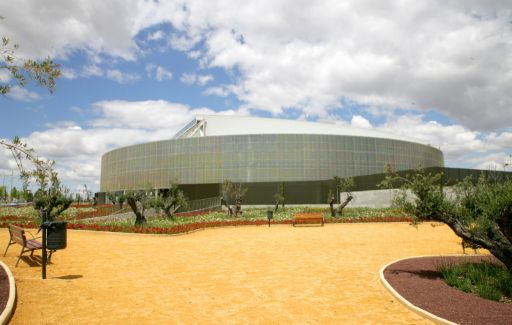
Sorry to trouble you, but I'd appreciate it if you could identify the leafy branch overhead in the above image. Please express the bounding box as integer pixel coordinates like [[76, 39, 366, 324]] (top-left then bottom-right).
[[0, 36, 60, 95], [0, 137, 72, 221]]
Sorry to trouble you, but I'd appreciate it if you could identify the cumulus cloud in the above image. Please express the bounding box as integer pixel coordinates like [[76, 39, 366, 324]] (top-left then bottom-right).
[[351, 115, 372, 129], [147, 30, 165, 41], [373, 114, 512, 169], [106, 69, 140, 84], [2, 1, 511, 130], [149, 0, 512, 130], [6, 86, 39, 101], [146, 64, 173, 81], [0, 0, 142, 60], [180, 72, 213, 86], [3, 99, 236, 192], [203, 86, 231, 97]]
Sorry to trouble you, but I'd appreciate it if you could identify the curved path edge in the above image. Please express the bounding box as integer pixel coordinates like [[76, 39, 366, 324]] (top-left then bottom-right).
[[379, 255, 458, 325], [0, 260, 15, 325]]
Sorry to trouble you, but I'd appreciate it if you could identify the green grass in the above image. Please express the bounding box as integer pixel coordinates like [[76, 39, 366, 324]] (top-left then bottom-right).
[[1, 205, 413, 234], [439, 261, 512, 302], [84, 206, 409, 227]]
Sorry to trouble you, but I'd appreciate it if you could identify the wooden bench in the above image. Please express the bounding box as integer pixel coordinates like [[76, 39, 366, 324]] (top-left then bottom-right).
[[3, 224, 43, 267], [292, 213, 324, 226]]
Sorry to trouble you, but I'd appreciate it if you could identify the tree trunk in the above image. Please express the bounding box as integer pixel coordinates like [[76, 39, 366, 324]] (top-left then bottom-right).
[[434, 211, 512, 272], [329, 197, 335, 217], [274, 202, 279, 212], [336, 195, 353, 216], [127, 197, 147, 226]]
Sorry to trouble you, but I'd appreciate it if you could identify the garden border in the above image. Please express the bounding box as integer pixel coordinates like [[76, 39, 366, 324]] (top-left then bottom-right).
[[379, 255, 465, 325], [0, 260, 15, 325]]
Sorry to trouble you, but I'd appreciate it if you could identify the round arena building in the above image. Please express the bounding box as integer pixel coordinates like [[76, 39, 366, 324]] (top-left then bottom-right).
[[100, 115, 444, 204]]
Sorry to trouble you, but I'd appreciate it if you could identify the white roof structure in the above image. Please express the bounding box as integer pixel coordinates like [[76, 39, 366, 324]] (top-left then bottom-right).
[[173, 115, 428, 145]]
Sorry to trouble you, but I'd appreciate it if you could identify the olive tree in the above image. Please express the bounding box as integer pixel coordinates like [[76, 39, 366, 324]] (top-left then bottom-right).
[[381, 167, 512, 272], [0, 137, 72, 221], [328, 176, 354, 217], [273, 182, 285, 212], [125, 189, 154, 226], [152, 183, 188, 219], [125, 183, 188, 225], [220, 180, 247, 217]]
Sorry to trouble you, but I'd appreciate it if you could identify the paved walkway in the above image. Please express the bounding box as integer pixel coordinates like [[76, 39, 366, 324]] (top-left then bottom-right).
[[1, 223, 465, 324]]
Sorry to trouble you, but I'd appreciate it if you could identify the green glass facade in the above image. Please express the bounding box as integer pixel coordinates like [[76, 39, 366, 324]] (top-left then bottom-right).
[[100, 134, 444, 192]]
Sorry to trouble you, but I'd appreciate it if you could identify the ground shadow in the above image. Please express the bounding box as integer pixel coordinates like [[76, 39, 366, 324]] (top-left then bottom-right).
[[54, 275, 83, 280], [387, 269, 440, 280], [19, 255, 43, 267]]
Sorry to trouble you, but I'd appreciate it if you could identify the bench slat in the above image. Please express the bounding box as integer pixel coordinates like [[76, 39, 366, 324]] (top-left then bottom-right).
[[26, 239, 43, 250]]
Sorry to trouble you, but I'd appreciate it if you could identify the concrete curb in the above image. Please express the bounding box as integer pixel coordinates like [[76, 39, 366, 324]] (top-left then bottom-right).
[[379, 255, 459, 325], [0, 261, 15, 325]]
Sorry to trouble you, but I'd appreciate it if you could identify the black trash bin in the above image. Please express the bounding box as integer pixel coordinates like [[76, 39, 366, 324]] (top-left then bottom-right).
[[42, 221, 67, 250], [267, 210, 273, 227]]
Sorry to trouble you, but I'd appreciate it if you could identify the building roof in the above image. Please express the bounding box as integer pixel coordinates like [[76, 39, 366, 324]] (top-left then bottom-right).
[[173, 115, 429, 145]]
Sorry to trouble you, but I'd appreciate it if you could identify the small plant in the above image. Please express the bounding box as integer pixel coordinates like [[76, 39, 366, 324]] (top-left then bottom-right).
[[220, 180, 247, 217], [273, 182, 285, 212], [438, 261, 512, 302]]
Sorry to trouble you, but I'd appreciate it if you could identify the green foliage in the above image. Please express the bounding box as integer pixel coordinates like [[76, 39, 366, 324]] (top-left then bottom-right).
[[0, 36, 60, 95], [0, 185, 6, 200], [221, 180, 247, 217], [117, 193, 126, 209], [125, 188, 155, 226], [9, 186, 18, 200], [152, 183, 188, 219], [0, 137, 72, 221], [382, 165, 512, 272], [330, 176, 354, 217], [221, 180, 247, 203], [439, 262, 512, 302], [107, 193, 116, 205], [273, 182, 285, 211], [334, 176, 354, 193]]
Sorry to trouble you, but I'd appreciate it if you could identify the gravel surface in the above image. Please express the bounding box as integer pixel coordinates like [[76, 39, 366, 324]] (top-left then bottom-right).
[[383, 255, 512, 325], [0, 264, 9, 316]]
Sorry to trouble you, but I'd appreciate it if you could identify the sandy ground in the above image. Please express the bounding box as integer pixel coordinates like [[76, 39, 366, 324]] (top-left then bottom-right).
[[0, 222, 469, 324]]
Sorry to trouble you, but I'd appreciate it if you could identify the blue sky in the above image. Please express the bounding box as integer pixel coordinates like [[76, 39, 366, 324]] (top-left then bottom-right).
[[1, 0, 511, 194]]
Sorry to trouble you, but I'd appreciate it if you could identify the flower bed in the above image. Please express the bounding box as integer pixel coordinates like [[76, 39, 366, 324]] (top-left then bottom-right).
[[0, 205, 414, 235]]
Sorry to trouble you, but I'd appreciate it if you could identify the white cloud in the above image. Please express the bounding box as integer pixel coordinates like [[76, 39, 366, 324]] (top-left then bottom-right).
[[350, 115, 372, 129], [106, 69, 140, 84], [147, 30, 165, 41], [149, 1, 512, 130], [155, 66, 173, 81], [6, 86, 39, 101], [60, 68, 77, 80], [8, 99, 238, 192], [197, 74, 213, 85], [180, 72, 196, 85], [0, 70, 11, 83], [146, 64, 173, 81], [2, 1, 511, 130], [372, 114, 512, 170], [180, 72, 213, 86], [203, 86, 231, 97], [0, 0, 142, 61], [82, 64, 103, 77]]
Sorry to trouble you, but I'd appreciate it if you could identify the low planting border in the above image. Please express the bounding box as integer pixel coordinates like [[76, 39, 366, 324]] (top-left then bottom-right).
[[0, 215, 413, 236]]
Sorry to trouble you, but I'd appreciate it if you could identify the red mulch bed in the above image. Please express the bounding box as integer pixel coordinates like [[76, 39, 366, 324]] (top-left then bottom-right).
[[383, 255, 512, 325], [0, 264, 9, 316]]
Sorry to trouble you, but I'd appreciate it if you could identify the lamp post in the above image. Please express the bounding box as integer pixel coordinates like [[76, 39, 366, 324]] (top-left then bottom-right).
[[40, 209, 48, 279]]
